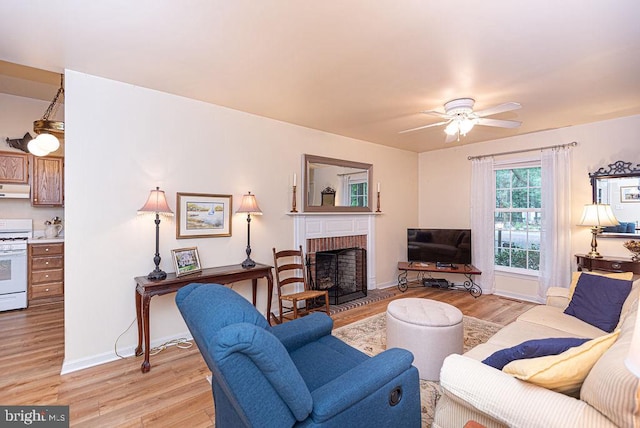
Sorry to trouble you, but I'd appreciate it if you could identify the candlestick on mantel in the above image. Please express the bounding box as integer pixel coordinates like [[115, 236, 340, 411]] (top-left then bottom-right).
[[376, 190, 381, 213], [291, 185, 298, 213], [293, 173, 297, 187]]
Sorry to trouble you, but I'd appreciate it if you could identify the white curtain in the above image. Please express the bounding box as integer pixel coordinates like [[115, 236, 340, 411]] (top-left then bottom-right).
[[471, 157, 496, 294], [341, 175, 350, 205], [539, 147, 572, 300]]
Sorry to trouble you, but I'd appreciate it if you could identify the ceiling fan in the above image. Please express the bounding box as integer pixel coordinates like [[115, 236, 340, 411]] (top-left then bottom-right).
[[399, 98, 522, 143]]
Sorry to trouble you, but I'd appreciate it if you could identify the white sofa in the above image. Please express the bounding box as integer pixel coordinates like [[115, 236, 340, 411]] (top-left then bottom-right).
[[433, 280, 640, 428]]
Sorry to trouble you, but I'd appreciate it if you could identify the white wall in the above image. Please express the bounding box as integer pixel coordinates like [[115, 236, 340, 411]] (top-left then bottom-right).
[[0, 94, 64, 231], [419, 114, 640, 302], [62, 70, 418, 372]]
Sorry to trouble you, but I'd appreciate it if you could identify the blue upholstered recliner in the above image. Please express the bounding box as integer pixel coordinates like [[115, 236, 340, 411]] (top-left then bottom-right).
[[176, 283, 421, 428]]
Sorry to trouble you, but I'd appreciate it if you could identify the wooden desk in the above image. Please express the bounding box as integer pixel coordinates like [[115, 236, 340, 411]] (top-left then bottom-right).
[[575, 254, 640, 274], [397, 261, 482, 297], [134, 263, 273, 373]]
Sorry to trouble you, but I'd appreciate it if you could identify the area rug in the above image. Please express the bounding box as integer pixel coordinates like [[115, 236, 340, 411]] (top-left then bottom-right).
[[333, 312, 502, 428]]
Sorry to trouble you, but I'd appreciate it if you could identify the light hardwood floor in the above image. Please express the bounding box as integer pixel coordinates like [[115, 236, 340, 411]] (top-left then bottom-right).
[[0, 287, 535, 427]]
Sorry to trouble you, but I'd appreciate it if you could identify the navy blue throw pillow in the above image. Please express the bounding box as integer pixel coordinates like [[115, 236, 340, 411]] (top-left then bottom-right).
[[564, 273, 632, 332], [482, 337, 590, 369]]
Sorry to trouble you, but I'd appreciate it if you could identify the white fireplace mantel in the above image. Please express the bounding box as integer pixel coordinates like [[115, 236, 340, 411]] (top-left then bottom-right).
[[289, 212, 377, 289]]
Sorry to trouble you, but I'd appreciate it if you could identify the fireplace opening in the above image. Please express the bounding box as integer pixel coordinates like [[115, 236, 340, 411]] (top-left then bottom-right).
[[313, 247, 367, 305]]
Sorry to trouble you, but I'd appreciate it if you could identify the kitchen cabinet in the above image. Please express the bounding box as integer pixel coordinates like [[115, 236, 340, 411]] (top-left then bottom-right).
[[31, 155, 64, 206], [0, 151, 29, 184], [28, 242, 64, 303]]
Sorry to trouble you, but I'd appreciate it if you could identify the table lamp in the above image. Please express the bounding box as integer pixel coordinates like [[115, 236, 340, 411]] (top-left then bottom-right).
[[236, 191, 262, 268], [138, 187, 174, 280], [578, 203, 619, 258]]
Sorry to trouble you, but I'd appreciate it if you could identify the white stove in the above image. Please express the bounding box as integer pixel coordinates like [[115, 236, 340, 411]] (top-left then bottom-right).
[[0, 219, 32, 311]]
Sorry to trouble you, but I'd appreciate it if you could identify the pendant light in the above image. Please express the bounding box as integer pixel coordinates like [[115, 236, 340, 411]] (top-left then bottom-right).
[[29, 74, 65, 156]]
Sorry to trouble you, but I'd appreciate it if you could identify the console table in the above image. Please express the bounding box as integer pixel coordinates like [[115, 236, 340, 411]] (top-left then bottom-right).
[[575, 254, 640, 274], [134, 263, 274, 373], [397, 261, 482, 297]]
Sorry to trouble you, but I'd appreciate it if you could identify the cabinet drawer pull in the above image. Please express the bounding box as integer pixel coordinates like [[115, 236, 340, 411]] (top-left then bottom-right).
[[45, 248, 49, 252], [612, 263, 622, 270], [45, 274, 49, 278], [45, 261, 49, 265], [45, 288, 49, 292]]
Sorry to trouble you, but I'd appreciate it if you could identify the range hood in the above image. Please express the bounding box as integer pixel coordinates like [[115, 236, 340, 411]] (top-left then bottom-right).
[[0, 184, 31, 199]]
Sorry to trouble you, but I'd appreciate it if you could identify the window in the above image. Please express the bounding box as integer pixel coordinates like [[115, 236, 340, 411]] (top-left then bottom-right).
[[349, 182, 368, 207], [495, 165, 541, 273]]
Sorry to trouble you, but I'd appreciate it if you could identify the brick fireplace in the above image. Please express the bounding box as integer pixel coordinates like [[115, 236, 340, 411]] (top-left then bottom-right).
[[313, 246, 367, 304], [291, 213, 377, 292]]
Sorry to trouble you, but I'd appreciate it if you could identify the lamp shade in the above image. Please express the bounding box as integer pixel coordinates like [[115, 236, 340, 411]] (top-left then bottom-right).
[[578, 204, 619, 227], [236, 192, 262, 215], [138, 187, 174, 215]]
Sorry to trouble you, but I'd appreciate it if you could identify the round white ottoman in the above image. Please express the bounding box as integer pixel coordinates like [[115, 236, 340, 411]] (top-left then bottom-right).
[[386, 298, 463, 381]]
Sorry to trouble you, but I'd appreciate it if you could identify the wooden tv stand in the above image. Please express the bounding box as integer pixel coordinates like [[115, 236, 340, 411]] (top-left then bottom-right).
[[397, 261, 482, 298]]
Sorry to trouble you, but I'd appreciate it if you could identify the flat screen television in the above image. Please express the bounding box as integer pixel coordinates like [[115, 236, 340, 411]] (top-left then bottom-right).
[[407, 228, 472, 265]]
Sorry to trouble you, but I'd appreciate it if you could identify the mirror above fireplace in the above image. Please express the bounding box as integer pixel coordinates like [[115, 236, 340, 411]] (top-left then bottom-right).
[[303, 154, 373, 213]]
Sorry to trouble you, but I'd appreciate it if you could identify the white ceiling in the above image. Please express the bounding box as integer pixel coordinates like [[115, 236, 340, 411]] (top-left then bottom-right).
[[1, 0, 639, 153]]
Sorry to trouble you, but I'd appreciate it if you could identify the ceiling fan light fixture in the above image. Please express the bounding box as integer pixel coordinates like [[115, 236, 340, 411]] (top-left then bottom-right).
[[399, 97, 521, 140], [459, 117, 475, 135], [444, 121, 459, 136]]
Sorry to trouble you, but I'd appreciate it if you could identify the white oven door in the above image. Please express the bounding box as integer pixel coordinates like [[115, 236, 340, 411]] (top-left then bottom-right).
[[0, 249, 28, 294]]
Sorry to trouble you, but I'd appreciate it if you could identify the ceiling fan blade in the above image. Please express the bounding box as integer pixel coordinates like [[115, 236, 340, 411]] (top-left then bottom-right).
[[421, 110, 451, 119], [445, 132, 458, 143], [476, 118, 522, 128], [398, 120, 451, 134], [474, 102, 521, 117]]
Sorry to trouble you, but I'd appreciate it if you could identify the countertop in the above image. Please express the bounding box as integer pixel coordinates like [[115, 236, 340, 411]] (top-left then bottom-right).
[[28, 237, 64, 244]]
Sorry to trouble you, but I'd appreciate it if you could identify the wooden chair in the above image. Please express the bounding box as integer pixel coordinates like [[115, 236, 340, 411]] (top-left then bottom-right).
[[271, 246, 330, 324]]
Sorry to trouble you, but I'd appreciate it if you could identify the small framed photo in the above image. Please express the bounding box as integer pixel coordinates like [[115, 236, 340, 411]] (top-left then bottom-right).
[[621, 186, 640, 203], [171, 247, 202, 276], [176, 193, 232, 238]]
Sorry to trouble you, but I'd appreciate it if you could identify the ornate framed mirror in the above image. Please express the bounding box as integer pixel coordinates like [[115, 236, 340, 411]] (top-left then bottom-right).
[[590, 160, 640, 237], [303, 154, 373, 213]]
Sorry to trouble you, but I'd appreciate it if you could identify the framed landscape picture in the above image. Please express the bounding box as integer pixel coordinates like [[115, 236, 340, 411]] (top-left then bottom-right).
[[176, 192, 232, 238], [621, 186, 640, 203], [171, 247, 202, 276]]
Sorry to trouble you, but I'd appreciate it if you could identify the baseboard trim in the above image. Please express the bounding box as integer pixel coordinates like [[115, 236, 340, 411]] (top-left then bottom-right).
[[60, 331, 194, 375], [60, 282, 400, 374], [493, 290, 543, 304], [375, 280, 397, 290]]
